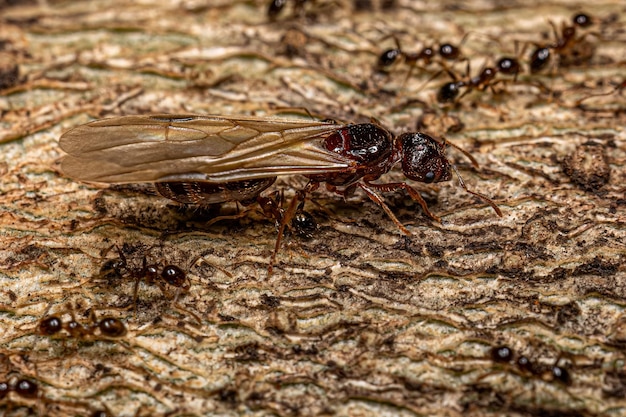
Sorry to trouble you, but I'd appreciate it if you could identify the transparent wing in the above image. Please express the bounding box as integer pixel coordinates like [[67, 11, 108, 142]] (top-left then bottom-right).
[[60, 114, 355, 183]]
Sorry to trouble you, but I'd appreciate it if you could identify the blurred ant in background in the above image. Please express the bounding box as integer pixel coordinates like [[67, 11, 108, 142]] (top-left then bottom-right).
[[375, 33, 468, 82], [529, 12, 596, 73], [436, 56, 523, 103]]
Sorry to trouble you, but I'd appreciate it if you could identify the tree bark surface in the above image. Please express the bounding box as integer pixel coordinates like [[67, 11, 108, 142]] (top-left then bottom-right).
[[0, 1, 624, 416]]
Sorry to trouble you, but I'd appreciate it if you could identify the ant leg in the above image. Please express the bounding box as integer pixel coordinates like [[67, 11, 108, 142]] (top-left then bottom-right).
[[131, 257, 147, 316], [548, 20, 562, 48], [270, 191, 301, 275], [204, 210, 252, 228], [449, 165, 503, 216], [266, 182, 319, 275], [356, 182, 414, 234], [361, 181, 441, 224]]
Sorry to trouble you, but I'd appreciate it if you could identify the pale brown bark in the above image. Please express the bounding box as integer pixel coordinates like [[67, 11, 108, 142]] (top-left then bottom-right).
[[0, 1, 624, 416]]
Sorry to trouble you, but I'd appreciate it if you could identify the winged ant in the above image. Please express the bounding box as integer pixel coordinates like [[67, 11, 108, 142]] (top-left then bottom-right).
[[60, 114, 502, 273]]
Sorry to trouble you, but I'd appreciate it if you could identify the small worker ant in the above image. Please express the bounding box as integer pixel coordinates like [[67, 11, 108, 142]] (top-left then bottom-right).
[[134, 261, 190, 302], [377, 42, 463, 69], [487, 345, 573, 385], [436, 56, 522, 103], [376, 34, 467, 82], [0, 377, 39, 400], [37, 310, 127, 340], [99, 245, 193, 309], [95, 246, 207, 328], [529, 12, 595, 73]]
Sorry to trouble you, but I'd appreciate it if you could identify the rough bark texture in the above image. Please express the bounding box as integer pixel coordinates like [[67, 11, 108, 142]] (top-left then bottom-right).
[[0, 1, 625, 416]]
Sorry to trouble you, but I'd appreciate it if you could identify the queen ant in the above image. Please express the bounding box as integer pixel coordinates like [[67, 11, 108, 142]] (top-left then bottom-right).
[[436, 56, 523, 103], [529, 12, 595, 73]]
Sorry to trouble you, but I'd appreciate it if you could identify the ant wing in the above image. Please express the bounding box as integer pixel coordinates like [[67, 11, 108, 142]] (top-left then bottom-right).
[[60, 114, 354, 184]]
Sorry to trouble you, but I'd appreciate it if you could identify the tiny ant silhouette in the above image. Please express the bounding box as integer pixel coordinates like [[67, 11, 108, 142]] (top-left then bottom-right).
[[529, 12, 595, 73], [486, 344, 573, 385], [134, 261, 190, 302], [436, 56, 522, 103]]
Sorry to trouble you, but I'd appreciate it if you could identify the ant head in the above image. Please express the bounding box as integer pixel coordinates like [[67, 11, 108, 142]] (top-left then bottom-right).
[[396, 133, 452, 184], [573, 13, 592, 28], [439, 43, 461, 60]]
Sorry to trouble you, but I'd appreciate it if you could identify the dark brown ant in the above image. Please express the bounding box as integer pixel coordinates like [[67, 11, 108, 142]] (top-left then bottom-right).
[[291, 210, 317, 239], [376, 36, 466, 77], [487, 345, 574, 386], [37, 311, 127, 340], [100, 245, 191, 303], [436, 56, 522, 103], [131, 256, 191, 304], [0, 377, 40, 400], [529, 12, 595, 73]]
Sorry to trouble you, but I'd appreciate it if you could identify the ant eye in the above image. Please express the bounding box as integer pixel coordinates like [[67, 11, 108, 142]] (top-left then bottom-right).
[[424, 171, 436, 183]]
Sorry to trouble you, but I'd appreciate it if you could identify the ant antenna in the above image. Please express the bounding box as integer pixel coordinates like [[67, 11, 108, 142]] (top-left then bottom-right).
[[440, 136, 480, 168], [450, 164, 503, 216], [438, 136, 501, 216]]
